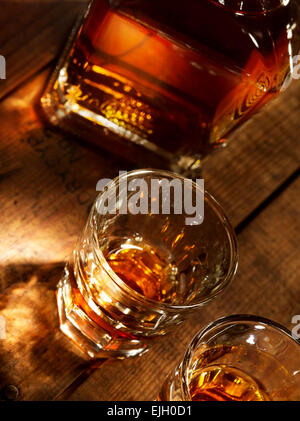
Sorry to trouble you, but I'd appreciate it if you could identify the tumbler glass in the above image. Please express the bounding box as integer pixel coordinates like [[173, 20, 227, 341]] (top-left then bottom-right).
[[158, 314, 300, 401], [57, 169, 238, 358]]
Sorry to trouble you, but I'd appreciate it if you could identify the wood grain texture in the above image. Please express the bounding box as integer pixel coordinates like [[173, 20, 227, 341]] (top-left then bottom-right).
[[203, 80, 300, 228], [65, 175, 300, 401], [0, 66, 299, 400], [0, 70, 128, 400], [0, 0, 88, 100]]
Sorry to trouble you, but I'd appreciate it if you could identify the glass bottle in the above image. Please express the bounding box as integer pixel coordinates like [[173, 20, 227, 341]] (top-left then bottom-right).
[[41, 0, 300, 176]]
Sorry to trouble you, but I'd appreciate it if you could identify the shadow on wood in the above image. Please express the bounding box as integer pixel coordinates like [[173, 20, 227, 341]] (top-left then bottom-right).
[[0, 261, 93, 400]]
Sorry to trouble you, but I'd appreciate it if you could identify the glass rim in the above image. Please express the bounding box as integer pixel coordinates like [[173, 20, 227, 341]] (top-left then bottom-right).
[[181, 313, 300, 400], [91, 168, 238, 311]]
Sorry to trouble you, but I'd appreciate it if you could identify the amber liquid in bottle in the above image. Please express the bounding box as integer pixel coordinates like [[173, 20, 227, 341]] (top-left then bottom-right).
[[41, 0, 299, 173]]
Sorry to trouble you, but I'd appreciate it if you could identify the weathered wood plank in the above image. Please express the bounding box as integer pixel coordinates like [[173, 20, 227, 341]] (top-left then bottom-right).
[[0, 69, 126, 400], [65, 175, 300, 401], [0, 0, 88, 100]]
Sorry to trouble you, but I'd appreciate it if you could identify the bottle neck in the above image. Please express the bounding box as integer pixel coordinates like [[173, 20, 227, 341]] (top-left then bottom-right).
[[210, 0, 290, 14]]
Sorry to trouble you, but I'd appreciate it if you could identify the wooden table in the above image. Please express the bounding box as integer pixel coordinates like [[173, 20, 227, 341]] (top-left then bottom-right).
[[0, 0, 299, 401]]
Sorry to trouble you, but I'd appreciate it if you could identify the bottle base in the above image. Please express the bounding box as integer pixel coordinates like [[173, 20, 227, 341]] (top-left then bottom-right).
[[40, 87, 204, 178]]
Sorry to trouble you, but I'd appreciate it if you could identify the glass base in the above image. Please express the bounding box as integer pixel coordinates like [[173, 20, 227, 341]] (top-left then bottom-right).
[[57, 267, 149, 359]]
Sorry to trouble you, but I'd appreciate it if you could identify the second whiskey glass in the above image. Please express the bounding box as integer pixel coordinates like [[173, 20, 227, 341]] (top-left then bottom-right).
[[57, 169, 238, 358], [158, 314, 300, 401]]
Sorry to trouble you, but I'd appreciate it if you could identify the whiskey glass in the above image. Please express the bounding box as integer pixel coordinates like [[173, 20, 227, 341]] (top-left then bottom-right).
[[57, 169, 238, 358], [158, 314, 300, 401], [40, 0, 300, 176]]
